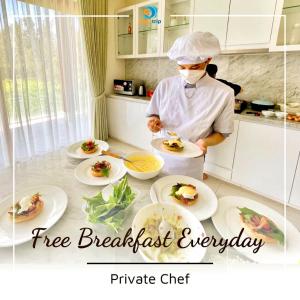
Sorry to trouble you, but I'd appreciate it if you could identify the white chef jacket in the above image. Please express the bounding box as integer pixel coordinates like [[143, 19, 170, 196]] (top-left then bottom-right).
[[147, 74, 235, 180]]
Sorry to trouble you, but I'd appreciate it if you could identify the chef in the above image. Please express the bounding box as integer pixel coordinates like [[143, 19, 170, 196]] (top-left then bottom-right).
[[146, 32, 235, 180]]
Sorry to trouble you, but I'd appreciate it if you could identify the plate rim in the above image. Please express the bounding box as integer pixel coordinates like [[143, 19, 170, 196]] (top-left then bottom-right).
[[212, 195, 300, 264], [0, 184, 68, 248], [151, 137, 203, 158], [149, 174, 218, 221], [74, 155, 127, 186], [66, 139, 109, 159]]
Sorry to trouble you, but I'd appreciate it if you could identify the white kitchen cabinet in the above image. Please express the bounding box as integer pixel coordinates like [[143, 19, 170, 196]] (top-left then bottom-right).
[[162, 0, 193, 54], [232, 121, 286, 202], [107, 96, 152, 150], [204, 120, 239, 180], [116, 0, 162, 58], [226, 0, 277, 49], [289, 155, 300, 207], [270, 0, 300, 51], [231, 121, 300, 205], [116, 6, 135, 58], [192, 0, 230, 49], [288, 128, 300, 207]]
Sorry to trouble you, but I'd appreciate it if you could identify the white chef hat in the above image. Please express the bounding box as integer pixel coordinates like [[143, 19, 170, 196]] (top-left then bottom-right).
[[167, 31, 221, 65]]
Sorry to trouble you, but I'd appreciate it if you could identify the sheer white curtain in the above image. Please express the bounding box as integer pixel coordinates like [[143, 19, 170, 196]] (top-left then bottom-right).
[[0, 0, 92, 168]]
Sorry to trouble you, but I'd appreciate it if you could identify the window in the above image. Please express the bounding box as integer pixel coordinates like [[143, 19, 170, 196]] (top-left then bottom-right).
[[0, 0, 92, 168]]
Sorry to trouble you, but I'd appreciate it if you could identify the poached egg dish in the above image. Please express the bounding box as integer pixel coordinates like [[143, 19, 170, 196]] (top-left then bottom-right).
[[8, 193, 44, 223], [170, 183, 198, 206], [162, 138, 184, 152]]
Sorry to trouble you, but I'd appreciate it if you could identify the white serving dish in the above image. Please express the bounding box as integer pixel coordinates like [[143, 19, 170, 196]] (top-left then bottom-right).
[[150, 175, 218, 221], [212, 196, 300, 264], [275, 111, 288, 119], [0, 185, 68, 247], [75, 156, 127, 186], [261, 110, 275, 118], [66, 140, 109, 160], [151, 137, 203, 158], [132, 202, 207, 262], [123, 151, 164, 180]]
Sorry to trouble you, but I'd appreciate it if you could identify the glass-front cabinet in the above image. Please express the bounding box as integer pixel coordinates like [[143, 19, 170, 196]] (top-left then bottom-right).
[[116, 7, 135, 57], [137, 1, 161, 56], [162, 0, 192, 54], [271, 0, 300, 50]]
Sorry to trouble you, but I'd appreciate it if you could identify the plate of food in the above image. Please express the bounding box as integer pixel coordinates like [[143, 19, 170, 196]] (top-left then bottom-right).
[[66, 139, 109, 159], [151, 137, 203, 158], [132, 202, 207, 262], [150, 175, 218, 221], [75, 156, 127, 186], [212, 196, 300, 264], [0, 185, 68, 247]]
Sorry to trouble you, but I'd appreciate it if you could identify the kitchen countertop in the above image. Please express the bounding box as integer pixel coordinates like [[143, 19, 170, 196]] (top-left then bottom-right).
[[108, 94, 300, 131], [0, 139, 299, 265], [0, 146, 248, 265]]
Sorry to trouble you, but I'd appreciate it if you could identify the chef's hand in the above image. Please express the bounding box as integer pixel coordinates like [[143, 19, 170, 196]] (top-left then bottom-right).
[[147, 116, 163, 133], [196, 139, 208, 154]]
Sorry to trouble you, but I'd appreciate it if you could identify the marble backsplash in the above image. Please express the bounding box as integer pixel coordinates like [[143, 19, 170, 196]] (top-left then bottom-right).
[[125, 52, 300, 103]]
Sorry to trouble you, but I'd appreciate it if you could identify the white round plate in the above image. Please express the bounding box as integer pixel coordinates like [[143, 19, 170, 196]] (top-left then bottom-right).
[[150, 175, 218, 221], [212, 196, 300, 264], [75, 156, 127, 186], [132, 202, 207, 262], [0, 185, 68, 247], [151, 138, 203, 158], [66, 140, 109, 159]]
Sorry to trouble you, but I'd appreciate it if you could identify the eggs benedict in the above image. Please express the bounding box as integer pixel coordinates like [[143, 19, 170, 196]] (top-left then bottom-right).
[[170, 183, 198, 206], [162, 138, 184, 152], [8, 193, 44, 223]]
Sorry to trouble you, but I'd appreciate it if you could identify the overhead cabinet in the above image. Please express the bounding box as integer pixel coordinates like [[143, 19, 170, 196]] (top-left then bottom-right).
[[116, 0, 294, 58], [192, 0, 230, 49], [162, 0, 193, 54], [270, 0, 300, 51], [226, 0, 277, 49]]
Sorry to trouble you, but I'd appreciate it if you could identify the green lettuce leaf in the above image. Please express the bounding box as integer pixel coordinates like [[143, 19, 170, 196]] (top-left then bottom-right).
[[83, 176, 135, 232]]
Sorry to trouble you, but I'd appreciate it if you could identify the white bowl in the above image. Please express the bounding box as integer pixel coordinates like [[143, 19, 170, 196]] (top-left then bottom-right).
[[262, 110, 275, 118], [123, 151, 164, 180], [275, 111, 288, 119], [131, 203, 207, 262]]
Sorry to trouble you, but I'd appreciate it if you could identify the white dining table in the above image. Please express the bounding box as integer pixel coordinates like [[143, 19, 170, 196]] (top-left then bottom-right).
[[0, 146, 255, 266]]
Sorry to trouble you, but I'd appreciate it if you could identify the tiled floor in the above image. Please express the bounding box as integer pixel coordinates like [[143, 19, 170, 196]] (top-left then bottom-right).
[[108, 138, 300, 230]]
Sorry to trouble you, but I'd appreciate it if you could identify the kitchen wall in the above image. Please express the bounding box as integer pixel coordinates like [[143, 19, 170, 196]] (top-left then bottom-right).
[[125, 52, 300, 103]]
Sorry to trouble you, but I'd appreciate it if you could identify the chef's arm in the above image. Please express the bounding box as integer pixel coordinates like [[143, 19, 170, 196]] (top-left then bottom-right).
[[196, 132, 225, 153]]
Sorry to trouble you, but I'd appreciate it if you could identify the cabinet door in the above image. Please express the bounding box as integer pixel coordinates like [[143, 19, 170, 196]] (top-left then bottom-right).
[[116, 8, 135, 57], [271, 0, 300, 50], [162, 0, 193, 53], [107, 97, 152, 151], [192, 0, 230, 48], [288, 128, 300, 208], [289, 154, 300, 208], [226, 0, 277, 48], [107, 98, 127, 141], [125, 101, 153, 150], [232, 121, 285, 201], [136, 1, 161, 56], [204, 120, 239, 180]]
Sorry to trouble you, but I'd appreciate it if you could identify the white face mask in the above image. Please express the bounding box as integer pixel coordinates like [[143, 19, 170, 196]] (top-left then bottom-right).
[[179, 69, 206, 84]]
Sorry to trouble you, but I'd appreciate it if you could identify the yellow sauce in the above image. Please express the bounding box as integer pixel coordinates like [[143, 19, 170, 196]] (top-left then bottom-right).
[[125, 154, 161, 172]]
